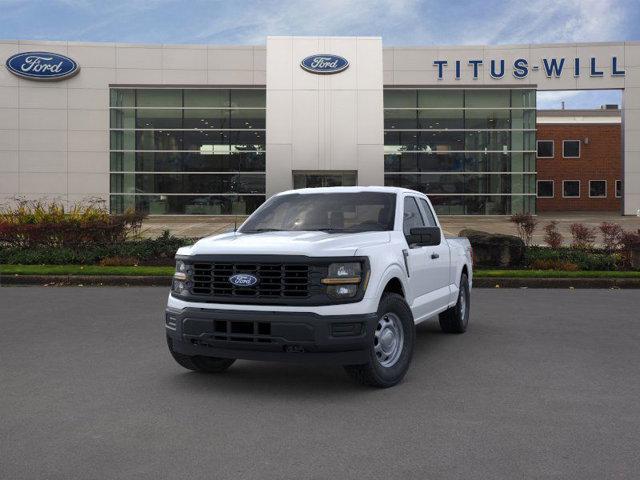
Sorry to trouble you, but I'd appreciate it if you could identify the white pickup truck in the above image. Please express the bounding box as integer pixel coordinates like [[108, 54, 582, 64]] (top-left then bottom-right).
[[166, 187, 473, 387]]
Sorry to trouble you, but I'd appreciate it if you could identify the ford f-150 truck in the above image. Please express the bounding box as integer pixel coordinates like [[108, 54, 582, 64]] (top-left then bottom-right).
[[166, 187, 472, 387]]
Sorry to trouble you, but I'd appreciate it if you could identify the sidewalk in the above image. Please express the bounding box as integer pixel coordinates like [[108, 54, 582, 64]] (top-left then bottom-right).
[[140, 212, 640, 245]]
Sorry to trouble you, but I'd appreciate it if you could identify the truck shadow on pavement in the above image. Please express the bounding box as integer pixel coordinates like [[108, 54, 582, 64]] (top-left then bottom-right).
[[166, 319, 450, 397]]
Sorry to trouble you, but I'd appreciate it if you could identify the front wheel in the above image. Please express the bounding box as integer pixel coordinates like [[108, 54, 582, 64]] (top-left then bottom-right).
[[167, 336, 236, 373], [344, 293, 415, 388], [439, 273, 470, 334]]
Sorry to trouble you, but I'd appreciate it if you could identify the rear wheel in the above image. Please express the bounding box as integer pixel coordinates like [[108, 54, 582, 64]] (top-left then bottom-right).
[[344, 293, 415, 388], [167, 336, 236, 373], [439, 273, 470, 334]]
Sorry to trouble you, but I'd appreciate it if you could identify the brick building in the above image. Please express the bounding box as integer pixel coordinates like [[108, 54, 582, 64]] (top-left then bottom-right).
[[536, 109, 622, 213]]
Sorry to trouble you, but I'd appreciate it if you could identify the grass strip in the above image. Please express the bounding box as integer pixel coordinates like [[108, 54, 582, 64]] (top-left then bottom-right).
[[475, 269, 640, 279], [0, 264, 174, 276]]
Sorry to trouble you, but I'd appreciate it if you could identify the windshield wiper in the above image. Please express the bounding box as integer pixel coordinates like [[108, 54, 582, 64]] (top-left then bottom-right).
[[318, 228, 371, 233], [318, 227, 385, 233], [240, 228, 283, 233]]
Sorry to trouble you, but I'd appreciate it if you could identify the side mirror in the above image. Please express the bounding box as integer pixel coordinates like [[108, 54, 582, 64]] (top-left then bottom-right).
[[407, 226, 441, 247]]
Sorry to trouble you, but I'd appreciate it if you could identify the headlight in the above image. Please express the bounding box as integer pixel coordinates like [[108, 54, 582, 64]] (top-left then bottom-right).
[[322, 262, 363, 299], [172, 260, 191, 294], [326, 262, 361, 280], [326, 284, 358, 298], [172, 279, 186, 294], [175, 260, 187, 274]]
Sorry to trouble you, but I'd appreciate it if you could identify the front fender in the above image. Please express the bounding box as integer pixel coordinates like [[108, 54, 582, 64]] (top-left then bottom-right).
[[367, 263, 409, 303]]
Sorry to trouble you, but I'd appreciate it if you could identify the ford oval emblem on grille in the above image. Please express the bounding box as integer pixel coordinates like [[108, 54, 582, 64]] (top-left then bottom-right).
[[300, 54, 349, 74], [229, 273, 259, 287]]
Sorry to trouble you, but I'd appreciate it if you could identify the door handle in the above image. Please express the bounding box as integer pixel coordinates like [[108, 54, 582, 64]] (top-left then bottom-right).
[[431, 253, 440, 260]]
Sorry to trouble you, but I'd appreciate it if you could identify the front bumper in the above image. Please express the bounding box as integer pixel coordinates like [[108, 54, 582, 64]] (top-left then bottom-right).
[[166, 307, 378, 365]]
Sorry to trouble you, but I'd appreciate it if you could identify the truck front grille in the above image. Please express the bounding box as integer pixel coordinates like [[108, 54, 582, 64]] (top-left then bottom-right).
[[190, 262, 310, 299]]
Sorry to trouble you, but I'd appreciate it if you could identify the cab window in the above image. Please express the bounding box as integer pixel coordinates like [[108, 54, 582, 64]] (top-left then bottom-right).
[[418, 198, 437, 227], [403, 197, 425, 236]]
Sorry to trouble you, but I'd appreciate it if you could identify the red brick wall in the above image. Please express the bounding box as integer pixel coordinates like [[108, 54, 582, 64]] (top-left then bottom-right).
[[536, 123, 622, 212]]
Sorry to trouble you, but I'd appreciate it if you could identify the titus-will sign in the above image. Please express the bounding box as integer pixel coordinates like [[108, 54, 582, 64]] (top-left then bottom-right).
[[5, 52, 80, 80]]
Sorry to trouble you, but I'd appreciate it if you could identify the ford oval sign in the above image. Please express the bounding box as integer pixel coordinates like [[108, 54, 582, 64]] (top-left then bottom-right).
[[229, 273, 259, 287], [5, 52, 80, 81], [300, 54, 349, 74]]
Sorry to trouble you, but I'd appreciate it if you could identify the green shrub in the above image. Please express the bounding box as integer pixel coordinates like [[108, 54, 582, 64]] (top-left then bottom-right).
[[525, 246, 618, 271], [530, 258, 578, 271], [0, 230, 194, 266]]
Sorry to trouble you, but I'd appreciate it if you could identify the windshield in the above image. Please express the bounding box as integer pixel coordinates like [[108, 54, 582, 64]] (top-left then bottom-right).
[[240, 192, 396, 233]]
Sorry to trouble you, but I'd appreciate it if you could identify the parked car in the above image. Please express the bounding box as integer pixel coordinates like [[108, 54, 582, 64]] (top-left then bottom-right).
[[165, 187, 473, 387]]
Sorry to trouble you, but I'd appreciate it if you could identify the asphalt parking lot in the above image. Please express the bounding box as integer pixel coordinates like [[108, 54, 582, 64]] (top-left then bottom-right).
[[1, 287, 639, 480]]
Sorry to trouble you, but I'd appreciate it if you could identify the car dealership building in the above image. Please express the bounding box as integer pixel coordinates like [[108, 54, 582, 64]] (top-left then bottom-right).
[[1, 36, 639, 215]]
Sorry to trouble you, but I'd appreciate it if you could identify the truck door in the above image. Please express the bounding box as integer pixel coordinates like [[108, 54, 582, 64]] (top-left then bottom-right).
[[402, 196, 447, 320], [417, 197, 452, 307]]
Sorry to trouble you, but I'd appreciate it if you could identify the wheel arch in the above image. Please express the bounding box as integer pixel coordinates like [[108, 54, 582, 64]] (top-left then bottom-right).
[[382, 276, 405, 298], [461, 264, 469, 278], [373, 263, 409, 304]]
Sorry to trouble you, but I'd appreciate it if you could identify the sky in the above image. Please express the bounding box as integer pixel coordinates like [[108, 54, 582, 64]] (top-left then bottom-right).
[[0, 0, 638, 108]]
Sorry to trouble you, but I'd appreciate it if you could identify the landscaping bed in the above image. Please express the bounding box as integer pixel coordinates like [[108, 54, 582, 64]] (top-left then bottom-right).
[[1, 201, 639, 287]]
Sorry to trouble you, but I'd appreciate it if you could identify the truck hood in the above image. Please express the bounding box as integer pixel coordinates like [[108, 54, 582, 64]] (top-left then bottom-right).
[[178, 231, 391, 257]]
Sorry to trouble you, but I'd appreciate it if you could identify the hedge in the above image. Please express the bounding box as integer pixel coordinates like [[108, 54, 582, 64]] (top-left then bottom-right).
[[0, 231, 193, 266]]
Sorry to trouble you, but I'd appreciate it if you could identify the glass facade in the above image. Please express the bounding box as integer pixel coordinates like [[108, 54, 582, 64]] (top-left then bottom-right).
[[110, 88, 266, 215], [384, 89, 536, 215], [292, 171, 357, 189], [110, 87, 535, 216]]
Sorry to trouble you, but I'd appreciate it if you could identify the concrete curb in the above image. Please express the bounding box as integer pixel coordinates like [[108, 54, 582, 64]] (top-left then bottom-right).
[[2, 274, 640, 288]]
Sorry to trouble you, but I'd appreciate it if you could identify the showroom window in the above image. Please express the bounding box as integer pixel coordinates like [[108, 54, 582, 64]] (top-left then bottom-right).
[[563, 180, 580, 198], [536, 140, 554, 158], [616, 180, 622, 198], [293, 171, 357, 189], [589, 180, 607, 198], [383, 88, 536, 215], [109, 88, 266, 215], [537, 180, 554, 198], [562, 140, 580, 158]]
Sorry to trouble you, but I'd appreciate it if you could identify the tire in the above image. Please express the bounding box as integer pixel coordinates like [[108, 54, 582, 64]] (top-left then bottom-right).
[[344, 293, 415, 388], [167, 336, 236, 373], [439, 273, 470, 334]]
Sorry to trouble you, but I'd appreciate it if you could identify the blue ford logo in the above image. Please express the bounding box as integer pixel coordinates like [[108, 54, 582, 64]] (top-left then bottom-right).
[[300, 54, 349, 74], [6, 52, 79, 81], [229, 273, 259, 287]]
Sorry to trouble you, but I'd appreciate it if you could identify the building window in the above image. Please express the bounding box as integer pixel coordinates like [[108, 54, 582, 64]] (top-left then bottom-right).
[[537, 180, 554, 198], [589, 180, 607, 198], [537, 140, 554, 158], [383, 88, 537, 215], [563, 180, 580, 198], [615, 180, 622, 198], [109, 88, 266, 215], [562, 140, 580, 158], [293, 171, 357, 189]]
